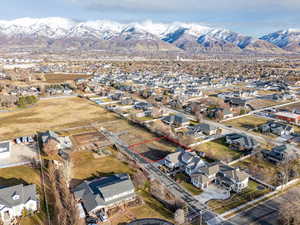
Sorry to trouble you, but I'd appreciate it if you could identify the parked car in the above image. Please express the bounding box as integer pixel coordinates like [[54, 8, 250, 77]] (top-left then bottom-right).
[[28, 136, 34, 143], [21, 136, 28, 143], [15, 138, 21, 144], [86, 217, 98, 224]]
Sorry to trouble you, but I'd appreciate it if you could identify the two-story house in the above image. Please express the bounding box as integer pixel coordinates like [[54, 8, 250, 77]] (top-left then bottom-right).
[[0, 184, 38, 222], [262, 144, 300, 164], [190, 163, 220, 189], [73, 174, 136, 218], [216, 165, 249, 193]]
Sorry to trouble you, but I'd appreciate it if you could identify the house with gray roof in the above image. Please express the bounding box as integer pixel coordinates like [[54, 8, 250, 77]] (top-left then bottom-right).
[[191, 163, 220, 189], [0, 141, 11, 159], [40, 130, 72, 150], [73, 174, 136, 217], [0, 184, 37, 222], [262, 144, 300, 164], [188, 123, 219, 136], [216, 165, 249, 193], [225, 133, 259, 151], [162, 114, 189, 127], [259, 121, 294, 136]]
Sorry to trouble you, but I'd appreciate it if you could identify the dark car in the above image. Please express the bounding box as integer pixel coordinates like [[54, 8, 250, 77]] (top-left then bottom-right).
[[86, 217, 98, 224]]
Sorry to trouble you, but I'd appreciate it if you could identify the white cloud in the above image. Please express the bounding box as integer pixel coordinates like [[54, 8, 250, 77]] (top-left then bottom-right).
[[69, 0, 300, 12]]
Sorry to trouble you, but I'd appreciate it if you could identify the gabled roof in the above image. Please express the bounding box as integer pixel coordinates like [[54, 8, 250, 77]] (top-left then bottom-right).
[[202, 163, 220, 176], [162, 114, 189, 125], [73, 174, 135, 213], [190, 123, 217, 133], [0, 184, 37, 208], [180, 151, 197, 165], [165, 151, 182, 163], [219, 165, 249, 183]]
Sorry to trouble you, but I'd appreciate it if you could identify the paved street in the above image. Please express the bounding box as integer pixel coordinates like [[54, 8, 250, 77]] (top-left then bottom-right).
[[228, 185, 300, 225], [99, 127, 233, 225], [166, 106, 284, 146]]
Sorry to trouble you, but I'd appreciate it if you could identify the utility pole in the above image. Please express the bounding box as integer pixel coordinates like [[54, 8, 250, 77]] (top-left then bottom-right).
[[197, 211, 202, 225]]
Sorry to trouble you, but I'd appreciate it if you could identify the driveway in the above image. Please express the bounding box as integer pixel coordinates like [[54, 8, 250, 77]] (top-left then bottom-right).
[[195, 184, 230, 204], [0, 142, 38, 168]]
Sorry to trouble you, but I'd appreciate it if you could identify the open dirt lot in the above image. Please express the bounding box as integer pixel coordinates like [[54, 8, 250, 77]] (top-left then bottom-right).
[[0, 143, 38, 168], [101, 121, 178, 162], [71, 131, 110, 151], [129, 137, 177, 162], [43, 73, 92, 83], [223, 115, 269, 130], [0, 97, 118, 140]]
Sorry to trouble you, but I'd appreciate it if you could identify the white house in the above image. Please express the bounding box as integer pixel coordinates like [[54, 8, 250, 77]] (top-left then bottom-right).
[[164, 151, 182, 169], [0, 184, 38, 222]]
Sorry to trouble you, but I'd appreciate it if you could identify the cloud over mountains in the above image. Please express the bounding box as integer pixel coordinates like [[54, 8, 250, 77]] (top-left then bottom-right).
[[69, 0, 300, 12]]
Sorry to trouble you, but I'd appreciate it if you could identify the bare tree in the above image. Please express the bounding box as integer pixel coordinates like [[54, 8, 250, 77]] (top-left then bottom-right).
[[174, 208, 185, 224], [195, 111, 203, 123], [279, 189, 300, 225]]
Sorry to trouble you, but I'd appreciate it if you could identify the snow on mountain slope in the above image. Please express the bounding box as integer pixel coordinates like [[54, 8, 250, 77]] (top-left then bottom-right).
[[0, 17, 294, 53], [260, 29, 300, 52], [0, 17, 76, 38], [67, 20, 124, 40]]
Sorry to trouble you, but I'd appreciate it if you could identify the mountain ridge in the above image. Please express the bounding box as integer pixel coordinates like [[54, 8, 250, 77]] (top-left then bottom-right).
[[0, 17, 298, 54]]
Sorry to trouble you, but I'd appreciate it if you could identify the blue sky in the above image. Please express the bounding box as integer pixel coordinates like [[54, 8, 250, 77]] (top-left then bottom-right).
[[1, 0, 300, 36]]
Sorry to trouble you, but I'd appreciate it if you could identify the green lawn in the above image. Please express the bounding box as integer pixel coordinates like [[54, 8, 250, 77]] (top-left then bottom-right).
[[175, 173, 203, 195], [194, 138, 243, 162], [208, 180, 271, 214]]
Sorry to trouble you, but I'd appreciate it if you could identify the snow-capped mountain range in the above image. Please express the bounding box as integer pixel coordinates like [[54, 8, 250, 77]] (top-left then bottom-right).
[[0, 17, 298, 54]]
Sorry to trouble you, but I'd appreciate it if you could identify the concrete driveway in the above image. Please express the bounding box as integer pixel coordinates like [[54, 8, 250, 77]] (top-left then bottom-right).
[[195, 184, 230, 204]]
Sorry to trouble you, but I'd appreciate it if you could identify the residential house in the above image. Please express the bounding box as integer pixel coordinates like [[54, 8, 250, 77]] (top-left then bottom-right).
[[73, 174, 136, 217], [188, 123, 219, 136], [259, 121, 294, 136], [225, 133, 259, 151], [40, 130, 73, 150], [162, 114, 189, 127], [216, 165, 249, 192], [134, 102, 153, 111], [262, 144, 300, 164], [164, 151, 182, 170], [207, 108, 233, 120], [191, 163, 220, 189], [0, 184, 38, 222], [185, 156, 206, 176], [226, 98, 246, 108], [164, 149, 203, 173]]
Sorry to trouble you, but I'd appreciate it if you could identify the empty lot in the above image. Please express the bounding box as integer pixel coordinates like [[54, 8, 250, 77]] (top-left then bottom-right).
[[43, 73, 92, 83], [0, 97, 118, 140]]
